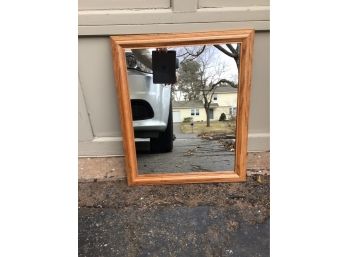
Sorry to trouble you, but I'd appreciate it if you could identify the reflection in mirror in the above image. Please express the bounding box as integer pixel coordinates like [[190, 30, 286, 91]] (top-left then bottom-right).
[[125, 44, 240, 174]]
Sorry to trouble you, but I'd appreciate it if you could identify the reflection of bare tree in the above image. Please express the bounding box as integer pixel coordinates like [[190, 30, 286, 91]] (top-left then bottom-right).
[[177, 44, 240, 74], [177, 46, 236, 127], [175, 59, 201, 101], [198, 48, 236, 127], [213, 44, 240, 69], [177, 46, 206, 61]]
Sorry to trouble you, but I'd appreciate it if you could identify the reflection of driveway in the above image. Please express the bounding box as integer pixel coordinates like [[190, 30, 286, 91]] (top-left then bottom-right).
[[173, 122, 196, 139], [136, 122, 235, 174]]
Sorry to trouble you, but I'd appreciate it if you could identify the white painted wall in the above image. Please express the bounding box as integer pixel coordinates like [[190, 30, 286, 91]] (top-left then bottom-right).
[[173, 111, 181, 123], [79, 0, 170, 10], [173, 92, 237, 122], [173, 107, 207, 122], [78, 0, 270, 155], [215, 92, 237, 108], [199, 0, 269, 8]]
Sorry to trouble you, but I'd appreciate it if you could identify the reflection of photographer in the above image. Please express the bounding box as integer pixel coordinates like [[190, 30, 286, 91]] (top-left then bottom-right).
[[125, 52, 137, 68]]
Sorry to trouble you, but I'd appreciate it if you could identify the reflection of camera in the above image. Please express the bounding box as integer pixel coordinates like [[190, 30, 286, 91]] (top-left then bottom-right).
[[152, 50, 178, 84]]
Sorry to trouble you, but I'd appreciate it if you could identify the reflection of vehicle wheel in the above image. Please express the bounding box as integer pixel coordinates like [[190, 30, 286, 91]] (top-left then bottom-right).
[[150, 103, 173, 153]]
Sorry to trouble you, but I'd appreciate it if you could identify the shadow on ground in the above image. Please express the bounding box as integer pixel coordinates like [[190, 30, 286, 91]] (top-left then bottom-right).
[[79, 176, 270, 257]]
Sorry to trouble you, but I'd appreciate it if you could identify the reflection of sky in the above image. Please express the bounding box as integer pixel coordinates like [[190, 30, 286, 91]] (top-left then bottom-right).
[[132, 45, 239, 101], [173, 45, 239, 101], [140, 45, 239, 83], [175, 44, 239, 84], [216, 44, 239, 83]]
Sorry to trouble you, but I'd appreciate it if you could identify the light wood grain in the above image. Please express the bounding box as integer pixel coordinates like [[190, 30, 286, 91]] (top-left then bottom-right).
[[234, 31, 254, 180], [111, 29, 254, 185], [111, 41, 138, 185]]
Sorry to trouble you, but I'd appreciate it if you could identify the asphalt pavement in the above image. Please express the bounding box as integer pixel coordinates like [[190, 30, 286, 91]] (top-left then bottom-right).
[[135, 123, 235, 174], [79, 206, 269, 257], [79, 177, 270, 257]]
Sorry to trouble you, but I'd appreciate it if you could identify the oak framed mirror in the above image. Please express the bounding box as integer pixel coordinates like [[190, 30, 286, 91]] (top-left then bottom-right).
[[110, 29, 254, 186]]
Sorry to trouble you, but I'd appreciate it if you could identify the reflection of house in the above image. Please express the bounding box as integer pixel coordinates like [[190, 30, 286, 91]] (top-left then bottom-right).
[[172, 86, 238, 122]]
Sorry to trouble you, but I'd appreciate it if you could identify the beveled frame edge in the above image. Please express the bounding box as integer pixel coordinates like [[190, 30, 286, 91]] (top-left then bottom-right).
[[110, 29, 255, 186]]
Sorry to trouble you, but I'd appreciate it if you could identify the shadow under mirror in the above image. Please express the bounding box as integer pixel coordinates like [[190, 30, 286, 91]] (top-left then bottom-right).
[[125, 44, 240, 174]]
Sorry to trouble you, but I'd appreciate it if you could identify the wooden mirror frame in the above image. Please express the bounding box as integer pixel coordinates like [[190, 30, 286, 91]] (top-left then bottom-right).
[[110, 29, 254, 186]]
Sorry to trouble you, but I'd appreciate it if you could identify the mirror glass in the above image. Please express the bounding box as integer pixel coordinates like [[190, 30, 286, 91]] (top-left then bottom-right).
[[125, 44, 240, 174]]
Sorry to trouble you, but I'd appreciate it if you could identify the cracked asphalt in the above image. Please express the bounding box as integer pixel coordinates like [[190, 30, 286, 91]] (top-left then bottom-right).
[[79, 206, 269, 257], [79, 177, 270, 257], [136, 123, 235, 174]]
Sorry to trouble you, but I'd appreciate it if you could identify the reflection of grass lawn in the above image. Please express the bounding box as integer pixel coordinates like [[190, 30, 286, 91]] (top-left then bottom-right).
[[180, 121, 236, 134]]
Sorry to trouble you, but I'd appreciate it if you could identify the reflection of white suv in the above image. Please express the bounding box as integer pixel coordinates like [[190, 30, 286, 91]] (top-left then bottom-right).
[[127, 53, 173, 153]]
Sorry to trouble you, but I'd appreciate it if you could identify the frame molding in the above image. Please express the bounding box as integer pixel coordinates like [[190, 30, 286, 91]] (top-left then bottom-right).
[[110, 29, 254, 185]]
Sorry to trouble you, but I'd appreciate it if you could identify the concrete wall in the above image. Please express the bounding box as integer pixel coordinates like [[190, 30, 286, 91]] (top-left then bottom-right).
[[78, 0, 270, 156]]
